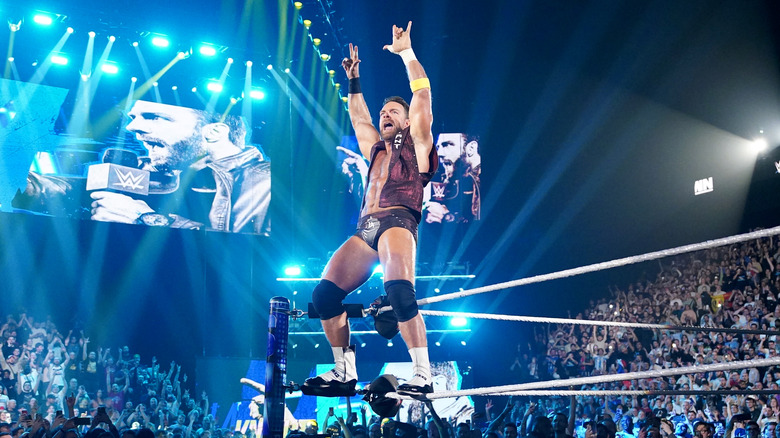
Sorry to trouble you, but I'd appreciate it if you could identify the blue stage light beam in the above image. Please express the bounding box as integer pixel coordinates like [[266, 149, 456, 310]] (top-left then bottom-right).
[[28, 28, 74, 84]]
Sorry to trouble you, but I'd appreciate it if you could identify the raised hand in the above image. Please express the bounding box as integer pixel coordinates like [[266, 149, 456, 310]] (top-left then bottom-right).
[[342, 43, 360, 79], [383, 21, 412, 54]]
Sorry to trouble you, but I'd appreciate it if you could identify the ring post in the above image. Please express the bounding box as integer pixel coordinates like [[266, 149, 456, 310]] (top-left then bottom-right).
[[263, 297, 290, 438]]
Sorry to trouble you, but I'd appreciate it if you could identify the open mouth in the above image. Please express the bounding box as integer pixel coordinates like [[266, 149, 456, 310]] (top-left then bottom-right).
[[382, 122, 394, 131]]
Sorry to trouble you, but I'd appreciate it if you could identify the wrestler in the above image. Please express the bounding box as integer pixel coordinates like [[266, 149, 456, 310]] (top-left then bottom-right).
[[301, 21, 437, 397]]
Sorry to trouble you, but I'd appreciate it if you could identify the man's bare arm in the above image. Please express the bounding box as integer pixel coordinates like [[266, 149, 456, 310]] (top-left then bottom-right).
[[343, 43, 380, 159], [384, 21, 434, 163]]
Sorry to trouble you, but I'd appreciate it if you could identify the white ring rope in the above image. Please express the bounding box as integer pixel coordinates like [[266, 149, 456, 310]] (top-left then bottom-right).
[[377, 226, 780, 313], [382, 356, 780, 400], [417, 310, 780, 336]]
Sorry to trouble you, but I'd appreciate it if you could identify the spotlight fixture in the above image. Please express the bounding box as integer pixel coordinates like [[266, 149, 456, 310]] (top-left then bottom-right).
[[8, 20, 21, 32], [249, 89, 265, 100], [266, 64, 273, 70], [108, 36, 116, 42], [284, 68, 290, 73], [153, 82, 159, 87], [283, 266, 302, 276], [328, 69, 335, 77], [341, 96, 347, 103], [88, 31, 96, 38], [7, 57, 13, 62], [334, 83, 340, 89], [32, 14, 53, 26], [312, 38, 321, 46], [227, 58, 234, 64], [66, 27, 74, 34], [131, 77, 137, 83], [294, 1, 303, 10], [100, 63, 119, 74], [50, 55, 69, 65], [151, 36, 170, 47], [191, 87, 197, 92], [246, 60, 253, 67], [303, 19, 312, 28], [132, 41, 139, 47], [199, 45, 217, 57], [320, 54, 330, 61], [206, 82, 223, 93], [387, 341, 393, 347]]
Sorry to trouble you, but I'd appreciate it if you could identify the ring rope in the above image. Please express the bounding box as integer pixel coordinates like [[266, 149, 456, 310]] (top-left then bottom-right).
[[481, 389, 780, 397], [383, 356, 780, 400], [418, 309, 780, 337], [377, 226, 780, 314]]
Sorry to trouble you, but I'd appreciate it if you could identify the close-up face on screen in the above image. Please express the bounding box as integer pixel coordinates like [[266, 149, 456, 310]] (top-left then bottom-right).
[[2, 82, 270, 235]]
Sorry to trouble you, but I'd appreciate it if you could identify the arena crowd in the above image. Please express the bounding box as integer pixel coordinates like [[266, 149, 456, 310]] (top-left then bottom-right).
[[3, 233, 779, 438]]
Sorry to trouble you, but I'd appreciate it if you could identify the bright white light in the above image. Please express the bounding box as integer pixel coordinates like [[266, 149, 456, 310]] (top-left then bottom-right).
[[88, 31, 96, 38], [191, 87, 197, 92], [450, 317, 468, 327], [435, 341, 441, 347], [108, 36, 116, 42], [80, 74, 89, 81], [206, 82, 223, 93], [461, 341, 467, 346], [230, 97, 237, 104], [100, 63, 118, 74], [177, 52, 187, 59], [51, 55, 69, 65], [752, 138, 768, 153], [372, 265, 383, 276], [132, 41, 139, 47], [266, 64, 273, 70], [284, 266, 302, 276], [131, 77, 137, 83], [387, 341, 393, 347], [153, 82, 159, 87], [66, 27, 74, 34], [314, 343, 320, 348], [33, 15, 53, 26], [360, 342, 366, 348], [246, 60, 253, 67], [7, 57, 13, 62], [151, 36, 169, 47], [434, 288, 440, 293], [227, 57, 234, 64], [171, 86, 178, 91], [284, 68, 290, 73], [199, 45, 217, 57], [249, 89, 265, 100]]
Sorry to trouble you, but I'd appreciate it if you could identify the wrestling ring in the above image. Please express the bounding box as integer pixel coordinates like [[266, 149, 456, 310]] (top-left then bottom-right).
[[251, 225, 780, 437]]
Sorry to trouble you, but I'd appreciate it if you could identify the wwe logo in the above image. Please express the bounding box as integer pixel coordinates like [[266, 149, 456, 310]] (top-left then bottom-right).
[[113, 168, 146, 191], [431, 182, 446, 200]]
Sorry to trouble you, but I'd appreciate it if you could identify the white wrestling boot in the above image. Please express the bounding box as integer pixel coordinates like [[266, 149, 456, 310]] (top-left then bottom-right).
[[397, 347, 433, 396], [301, 345, 357, 397]]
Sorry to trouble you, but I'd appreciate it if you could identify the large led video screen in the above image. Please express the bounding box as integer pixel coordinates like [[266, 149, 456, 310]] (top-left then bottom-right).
[[337, 132, 482, 225], [1, 79, 270, 234]]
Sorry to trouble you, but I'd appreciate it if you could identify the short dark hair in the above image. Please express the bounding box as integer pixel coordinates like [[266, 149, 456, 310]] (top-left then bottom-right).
[[382, 96, 409, 117]]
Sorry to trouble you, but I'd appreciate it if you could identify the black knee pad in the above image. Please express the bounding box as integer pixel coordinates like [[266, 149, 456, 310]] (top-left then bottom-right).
[[312, 279, 349, 320], [385, 280, 418, 322]]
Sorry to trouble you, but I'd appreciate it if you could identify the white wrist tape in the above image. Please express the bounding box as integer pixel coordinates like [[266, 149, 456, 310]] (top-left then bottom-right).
[[399, 48, 417, 66]]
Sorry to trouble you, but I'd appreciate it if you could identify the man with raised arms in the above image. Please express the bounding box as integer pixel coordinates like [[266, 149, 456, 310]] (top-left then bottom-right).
[[302, 21, 437, 397]]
